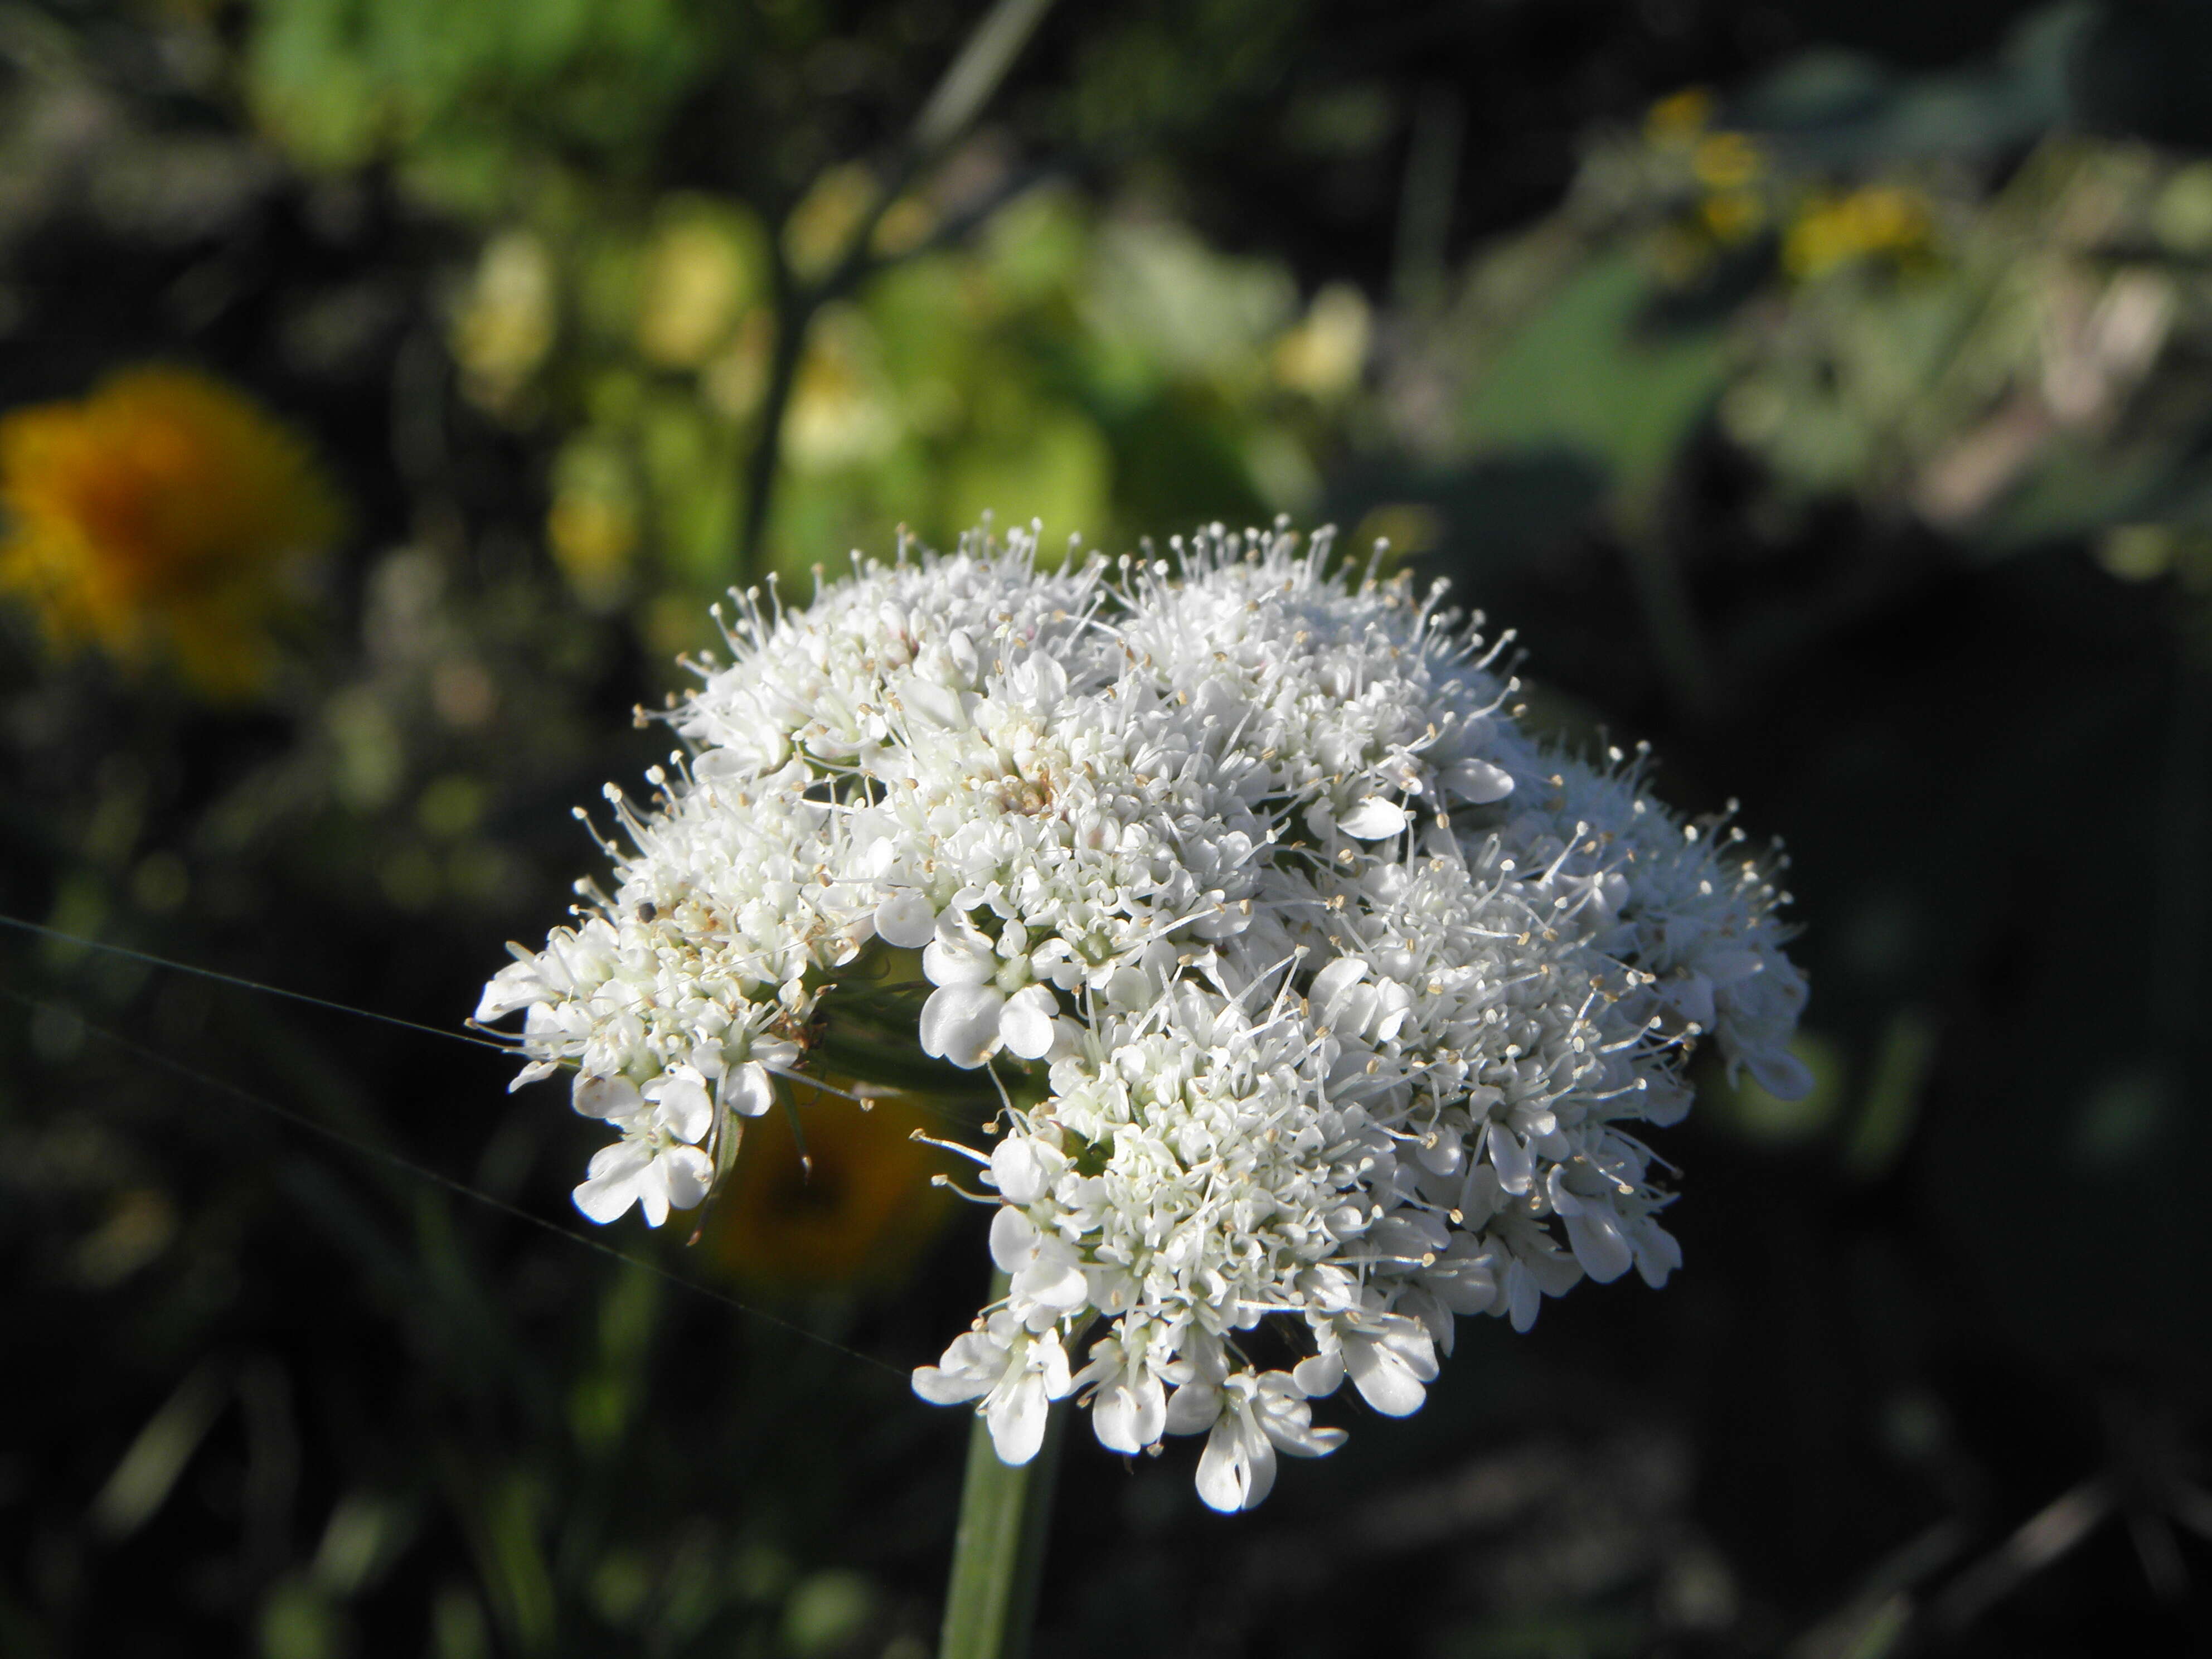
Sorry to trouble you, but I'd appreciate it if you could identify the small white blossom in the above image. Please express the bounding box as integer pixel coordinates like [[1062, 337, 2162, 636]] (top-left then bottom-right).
[[569, 1066, 716, 1228], [479, 521, 1808, 1510]]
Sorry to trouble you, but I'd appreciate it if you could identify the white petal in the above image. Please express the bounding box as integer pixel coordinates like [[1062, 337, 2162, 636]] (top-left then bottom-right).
[[1162, 1382, 1220, 1436], [690, 747, 753, 785], [1336, 797, 1410, 840], [1036, 1333, 1073, 1399], [987, 1371, 1049, 1465], [1544, 1165, 1584, 1216], [1238, 1417, 1279, 1508], [476, 962, 545, 1022], [572, 1073, 643, 1120], [634, 1163, 672, 1229], [901, 680, 967, 730], [922, 918, 996, 987], [1743, 1044, 1814, 1102], [1093, 1385, 1144, 1454], [1505, 1258, 1542, 1332], [1414, 1129, 1465, 1177], [1632, 1219, 1684, 1289], [1308, 956, 1366, 1017], [1092, 1372, 1166, 1454], [874, 891, 939, 949], [647, 1074, 714, 1143], [1291, 1350, 1344, 1398], [1013, 1238, 1090, 1312], [1254, 1375, 1347, 1457], [1701, 945, 1763, 985], [1195, 1410, 1274, 1512], [912, 1331, 1006, 1404], [584, 1139, 653, 1182], [1425, 1246, 1500, 1315], [1194, 1417, 1250, 1512], [571, 1167, 644, 1225], [752, 1037, 802, 1070], [1342, 1327, 1435, 1417], [1668, 972, 1716, 1031], [725, 1061, 777, 1118], [659, 1146, 714, 1212], [1444, 758, 1515, 804], [1487, 1122, 1534, 1195], [945, 629, 978, 681], [989, 1137, 1049, 1204], [1561, 1202, 1635, 1283], [910, 1365, 978, 1406], [1263, 1411, 1346, 1459], [998, 986, 1059, 1060], [919, 983, 1005, 1068], [988, 1205, 1038, 1274], [1018, 651, 1067, 710]]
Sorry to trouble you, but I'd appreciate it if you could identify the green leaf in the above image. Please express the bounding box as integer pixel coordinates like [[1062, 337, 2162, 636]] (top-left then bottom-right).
[[1459, 253, 1729, 502]]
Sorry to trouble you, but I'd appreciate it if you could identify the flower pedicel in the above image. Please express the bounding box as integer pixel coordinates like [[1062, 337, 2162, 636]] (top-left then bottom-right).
[[477, 523, 1808, 1512]]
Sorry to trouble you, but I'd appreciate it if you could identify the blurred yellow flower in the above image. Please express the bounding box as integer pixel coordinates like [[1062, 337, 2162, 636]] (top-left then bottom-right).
[[636, 201, 765, 370], [784, 162, 878, 283], [1272, 282, 1371, 401], [1699, 188, 1765, 244], [784, 304, 899, 472], [707, 1086, 954, 1292], [0, 366, 340, 695], [1692, 131, 1763, 193], [1783, 186, 1933, 280], [547, 435, 641, 610], [452, 230, 557, 413], [1646, 87, 1715, 147]]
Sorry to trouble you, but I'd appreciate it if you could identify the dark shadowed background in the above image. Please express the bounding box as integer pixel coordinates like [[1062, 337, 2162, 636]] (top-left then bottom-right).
[[4, 2, 2210, 1655]]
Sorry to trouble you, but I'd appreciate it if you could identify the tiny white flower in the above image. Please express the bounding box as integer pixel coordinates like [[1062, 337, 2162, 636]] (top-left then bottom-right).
[[1335, 797, 1411, 840], [1337, 1317, 1438, 1417], [919, 982, 1006, 1069], [998, 985, 1060, 1060], [722, 1061, 777, 1118], [571, 1075, 716, 1229], [916, 1313, 1076, 1466], [990, 1206, 1090, 1325], [873, 890, 939, 949], [1074, 1330, 1170, 1454]]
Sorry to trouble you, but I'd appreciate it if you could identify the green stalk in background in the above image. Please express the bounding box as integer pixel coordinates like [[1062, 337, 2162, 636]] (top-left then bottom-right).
[[937, 1275, 1068, 1659]]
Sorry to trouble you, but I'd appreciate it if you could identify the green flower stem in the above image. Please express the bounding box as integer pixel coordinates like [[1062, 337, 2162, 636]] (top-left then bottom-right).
[[938, 1275, 1068, 1659]]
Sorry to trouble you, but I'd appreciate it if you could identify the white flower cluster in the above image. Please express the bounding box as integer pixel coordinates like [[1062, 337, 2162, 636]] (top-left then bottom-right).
[[478, 522, 1807, 1511]]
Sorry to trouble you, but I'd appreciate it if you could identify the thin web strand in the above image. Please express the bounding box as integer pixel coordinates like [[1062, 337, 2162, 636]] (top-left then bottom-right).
[[0, 913, 513, 1057], [0, 984, 910, 1382], [0, 913, 999, 1140]]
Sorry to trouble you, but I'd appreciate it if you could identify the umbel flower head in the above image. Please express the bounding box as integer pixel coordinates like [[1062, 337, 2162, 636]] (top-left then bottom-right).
[[478, 522, 1808, 1512], [0, 366, 341, 696]]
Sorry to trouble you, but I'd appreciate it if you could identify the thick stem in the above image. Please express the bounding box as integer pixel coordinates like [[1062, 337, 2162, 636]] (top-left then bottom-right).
[[938, 1276, 1067, 1659]]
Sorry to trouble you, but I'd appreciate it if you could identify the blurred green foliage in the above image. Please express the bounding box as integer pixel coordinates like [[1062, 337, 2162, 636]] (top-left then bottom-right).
[[242, 0, 1365, 639], [442, 157, 1365, 644], [1422, 5, 2212, 565], [247, 0, 712, 196]]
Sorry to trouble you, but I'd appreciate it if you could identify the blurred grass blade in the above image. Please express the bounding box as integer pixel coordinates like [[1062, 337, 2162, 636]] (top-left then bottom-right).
[[90, 1360, 229, 1540], [1844, 1007, 1941, 1179], [913, 0, 1058, 156]]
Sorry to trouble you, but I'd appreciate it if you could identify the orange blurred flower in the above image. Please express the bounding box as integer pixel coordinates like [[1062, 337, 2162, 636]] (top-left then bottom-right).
[[705, 1085, 956, 1292], [0, 366, 341, 695]]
